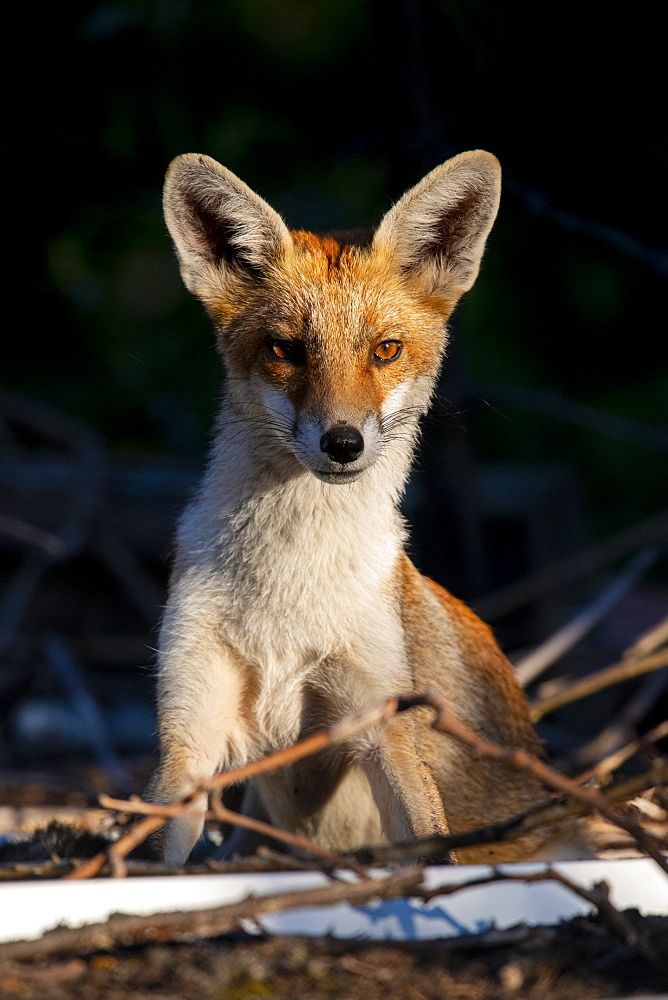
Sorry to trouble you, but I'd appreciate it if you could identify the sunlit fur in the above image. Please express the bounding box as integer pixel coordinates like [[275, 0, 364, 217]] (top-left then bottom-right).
[[148, 151, 590, 865]]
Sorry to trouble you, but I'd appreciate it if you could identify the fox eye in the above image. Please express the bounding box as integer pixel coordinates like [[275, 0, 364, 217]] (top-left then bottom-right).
[[268, 339, 300, 362], [373, 340, 402, 363]]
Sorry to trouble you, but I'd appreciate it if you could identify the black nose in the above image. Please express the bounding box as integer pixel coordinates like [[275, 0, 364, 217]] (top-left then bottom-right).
[[320, 425, 364, 465]]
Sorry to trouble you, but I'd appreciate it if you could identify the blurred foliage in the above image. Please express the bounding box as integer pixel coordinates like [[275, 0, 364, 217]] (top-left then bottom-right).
[[8, 0, 667, 535]]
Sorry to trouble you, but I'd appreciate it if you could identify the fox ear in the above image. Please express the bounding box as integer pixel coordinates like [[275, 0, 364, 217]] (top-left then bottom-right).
[[163, 154, 293, 297], [373, 150, 501, 300]]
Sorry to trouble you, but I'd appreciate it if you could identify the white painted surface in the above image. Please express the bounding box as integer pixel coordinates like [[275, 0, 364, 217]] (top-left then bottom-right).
[[1, 857, 666, 945]]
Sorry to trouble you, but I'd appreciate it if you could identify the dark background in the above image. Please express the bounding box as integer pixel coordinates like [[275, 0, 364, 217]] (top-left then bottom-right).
[[9, 0, 666, 478], [1, 0, 666, 776]]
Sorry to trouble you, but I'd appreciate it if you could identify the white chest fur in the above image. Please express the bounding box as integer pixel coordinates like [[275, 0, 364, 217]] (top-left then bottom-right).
[[166, 419, 414, 752]]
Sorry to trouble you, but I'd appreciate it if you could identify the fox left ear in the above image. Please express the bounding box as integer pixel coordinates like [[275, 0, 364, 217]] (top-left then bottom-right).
[[163, 154, 293, 298], [373, 150, 501, 300]]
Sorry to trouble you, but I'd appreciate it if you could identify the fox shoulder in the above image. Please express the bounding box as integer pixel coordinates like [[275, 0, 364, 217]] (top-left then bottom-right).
[[399, 554, 541, 754]]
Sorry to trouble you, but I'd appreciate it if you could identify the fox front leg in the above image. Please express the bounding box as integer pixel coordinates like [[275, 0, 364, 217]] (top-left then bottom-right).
[[150, 618, 251, 864], [359, 713, 454, 862]]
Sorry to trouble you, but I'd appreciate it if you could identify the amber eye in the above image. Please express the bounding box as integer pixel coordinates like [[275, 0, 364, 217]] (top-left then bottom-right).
[[373, 340, 402, 363], [268, 339, 298, 362]]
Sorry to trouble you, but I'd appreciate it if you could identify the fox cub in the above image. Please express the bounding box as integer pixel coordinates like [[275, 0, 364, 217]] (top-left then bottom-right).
[[150, 150, 584, 865]]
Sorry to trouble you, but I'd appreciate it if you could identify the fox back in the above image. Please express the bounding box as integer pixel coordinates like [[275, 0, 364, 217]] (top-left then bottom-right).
[[149, 151, 589, 865]]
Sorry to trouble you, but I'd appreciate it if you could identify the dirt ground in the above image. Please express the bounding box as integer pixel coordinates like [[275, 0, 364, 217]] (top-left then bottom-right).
[[2, 912, 668, 1000]]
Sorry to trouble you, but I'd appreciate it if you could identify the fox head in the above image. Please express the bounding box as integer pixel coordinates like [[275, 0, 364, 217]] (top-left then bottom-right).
[[164, 151, 501, 484]]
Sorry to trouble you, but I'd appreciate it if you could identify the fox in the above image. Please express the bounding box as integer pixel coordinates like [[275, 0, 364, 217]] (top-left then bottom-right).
[[149, 149, 588, 866]]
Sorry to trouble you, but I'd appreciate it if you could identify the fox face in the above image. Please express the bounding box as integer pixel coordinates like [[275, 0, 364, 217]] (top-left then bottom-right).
[[218, 232, 451, 483], [164, 152, 501, 482]]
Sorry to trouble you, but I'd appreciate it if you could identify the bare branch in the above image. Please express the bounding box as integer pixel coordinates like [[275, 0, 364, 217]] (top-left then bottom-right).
[[80, 689, 668, 878], [474, 509, 668, 621], [353, 763, 668, 867], [623, 614, 668, 662], [0, 513, 67, 558], [70, 698, 401, 879], [2, 864, 662, 972], [515, 547, 660, 687], [400, 689, 668, 876], [100, 764, 668, 870], [98, 794, 204, 818], [204, 696, 401, 793], [0, 868, 425, 960], [510, 869, 662, 971], [530, 650, 668, 721], [594, 720, 668, 782], [64, 816, 166, 880], [208, 792, 368, 876]]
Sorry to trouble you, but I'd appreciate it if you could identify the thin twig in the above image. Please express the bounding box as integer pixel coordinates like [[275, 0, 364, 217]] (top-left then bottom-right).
[[530, 650, 668, 721], [208, 791, 369, 876], [515, 547, 661, 687], [98, 794, 204, 818], [205, 696, 401, 793], [0, 868, 425, 960], [0, 513, 67, 558], [107, 845, 127, 879], [539, 610, 668, 767], [352, 761, 668, 867], [69, 698, 401, 879], [577, 684, 668, 774], [624, 614, 668, 661], [401, 689, 668, 876], [594, 720, 668, 782], [474, 509, 668, 621], [64, 816, 166, 880]]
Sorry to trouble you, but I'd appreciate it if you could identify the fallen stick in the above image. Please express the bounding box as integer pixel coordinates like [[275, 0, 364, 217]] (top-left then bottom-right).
[[1, 865, 662, 973], [352, 761, 668, 867], [594, 720, 668, 782], [67, 698, 401, 879], [425, 867, 664, 972], [0, 867, 424, 960], [83, 720, 668, 879], [474, 508, 668, 621], [402, 689, 668, 877], [514, 547, 660, 687], [530, 649, 668, 721], [95, 762, 668, 870]]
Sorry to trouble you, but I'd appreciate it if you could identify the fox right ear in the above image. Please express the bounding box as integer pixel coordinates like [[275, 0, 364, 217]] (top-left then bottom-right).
[[163, 154, 293, 297], [374, 150, 501, 302]]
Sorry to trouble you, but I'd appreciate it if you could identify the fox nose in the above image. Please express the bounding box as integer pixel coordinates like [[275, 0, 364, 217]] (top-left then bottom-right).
[[320, 425, 364, 464]]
